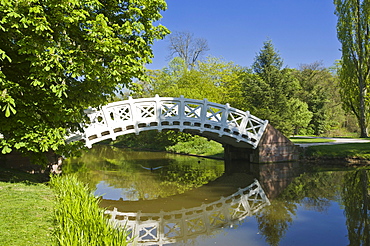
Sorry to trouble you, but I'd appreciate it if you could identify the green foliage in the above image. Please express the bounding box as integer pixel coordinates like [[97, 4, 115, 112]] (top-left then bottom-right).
[[242, 40, 309, 135], [287, 98, 313, 135], [113, 131, 224, 158], [334, 0, 370, 137], [0, 0, 169, 160], [50, 174, 129, 246], [113, 130, 193, 151], [139, 56, 242, 104], [293, 62, 344, 135], [160, 161, 224, 193], [112, 129, 224, 159]]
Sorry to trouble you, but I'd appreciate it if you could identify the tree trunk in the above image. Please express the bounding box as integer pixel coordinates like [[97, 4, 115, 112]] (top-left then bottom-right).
[[359, 77, 368, 138]]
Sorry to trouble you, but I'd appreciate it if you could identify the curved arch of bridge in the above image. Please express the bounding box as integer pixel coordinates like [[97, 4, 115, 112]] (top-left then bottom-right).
[[66, 95, 268, 149]]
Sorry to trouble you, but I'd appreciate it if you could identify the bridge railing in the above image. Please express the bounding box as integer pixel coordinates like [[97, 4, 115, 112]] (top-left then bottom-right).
[[105, 179, 270, 245], [67, 95, 268, 148]]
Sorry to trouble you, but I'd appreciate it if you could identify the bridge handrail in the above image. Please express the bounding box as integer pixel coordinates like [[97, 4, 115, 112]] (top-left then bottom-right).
[[66, 95, 268, 149]]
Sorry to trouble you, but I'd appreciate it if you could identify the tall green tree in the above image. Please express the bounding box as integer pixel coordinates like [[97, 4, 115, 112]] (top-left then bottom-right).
[[293, 62, 343, 135], [334, 0, 370, 137], [242, 40, 310, 135], [0, 0, 169, 160]]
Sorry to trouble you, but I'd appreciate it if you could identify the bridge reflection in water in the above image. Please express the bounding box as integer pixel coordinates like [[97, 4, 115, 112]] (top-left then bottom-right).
[[104, 179, 270, 245]]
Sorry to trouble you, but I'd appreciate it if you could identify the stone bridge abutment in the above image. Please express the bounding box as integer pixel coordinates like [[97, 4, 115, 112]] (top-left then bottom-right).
[[224, 124, 299, 172]]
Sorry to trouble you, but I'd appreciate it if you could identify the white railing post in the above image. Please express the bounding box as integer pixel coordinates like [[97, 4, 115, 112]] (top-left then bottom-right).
[[154, 94, 162, 127], [199, 98, 209, 133], [178, 95, 185, 123], [127, 96, 140, 135]]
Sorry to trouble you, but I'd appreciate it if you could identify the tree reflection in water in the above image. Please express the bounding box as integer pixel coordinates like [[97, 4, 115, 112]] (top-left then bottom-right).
[[258, 167, 368, 246], [64, 145, 370, 246], [63, 145, 225, 200], [342, 168, 369, 246]]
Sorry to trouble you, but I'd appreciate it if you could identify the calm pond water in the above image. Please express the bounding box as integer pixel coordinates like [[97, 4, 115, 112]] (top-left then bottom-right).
[[64, 145, 370, 246]]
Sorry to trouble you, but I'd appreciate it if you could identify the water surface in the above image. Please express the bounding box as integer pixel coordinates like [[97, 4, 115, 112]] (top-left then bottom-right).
[[64, 145, 370, 246]]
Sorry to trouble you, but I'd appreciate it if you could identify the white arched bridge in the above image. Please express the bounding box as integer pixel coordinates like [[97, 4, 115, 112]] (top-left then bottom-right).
[[66, 95, 269, 149]]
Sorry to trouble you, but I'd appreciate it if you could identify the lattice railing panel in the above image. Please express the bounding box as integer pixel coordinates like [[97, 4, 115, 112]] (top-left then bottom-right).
[[206, 106, 223, 122], [186, 216, 206, 235], [229, 201, 250, 219], [227, 111, 244, 128], [184, 103, 202, 119], [137, 103, 156, 119], [208, 210, 227, 228], [164, 222, 182, 238], [245, 118, 264, 135], [108, 105, 131, 121], [161, 102, 179, 118], [138, 224, 159, 241], [88, 110, 106, 127]]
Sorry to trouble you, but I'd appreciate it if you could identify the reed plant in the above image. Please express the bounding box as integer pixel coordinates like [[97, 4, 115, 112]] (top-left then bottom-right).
[[50, 175, 129, 246]]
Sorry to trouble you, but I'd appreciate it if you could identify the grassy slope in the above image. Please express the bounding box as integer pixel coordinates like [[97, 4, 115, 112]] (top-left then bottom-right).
[[0, 168, 54, 246], [304, 142, 370, 159]]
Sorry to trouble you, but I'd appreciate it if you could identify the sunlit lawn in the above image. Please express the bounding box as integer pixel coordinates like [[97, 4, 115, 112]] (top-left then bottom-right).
[[305, 143, 370, 159], [289, 137, 336, 144], [0, 168, 54, 246]]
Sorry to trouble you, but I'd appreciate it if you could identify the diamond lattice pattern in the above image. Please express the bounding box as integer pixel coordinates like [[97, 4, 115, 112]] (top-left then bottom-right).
[[161, 102, 179, 118], [184, 103, 201, 118], [206, 106, 223, 122], [137, 104, 155, 118]]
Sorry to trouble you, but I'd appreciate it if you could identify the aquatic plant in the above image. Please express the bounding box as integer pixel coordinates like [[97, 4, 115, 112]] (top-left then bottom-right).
[[50, 175, 129, 246]]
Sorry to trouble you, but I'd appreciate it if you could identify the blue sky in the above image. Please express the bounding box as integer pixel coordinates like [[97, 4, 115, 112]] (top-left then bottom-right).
[[147, 0, 341, 70]]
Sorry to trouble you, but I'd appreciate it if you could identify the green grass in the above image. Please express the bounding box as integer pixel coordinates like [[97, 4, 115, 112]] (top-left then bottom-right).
[[0, 169, 54, 246], [290, 137, 336, 144], [305, 142, 370, 159], [0, 167, 130, 246], [166, 136, 224, 158]]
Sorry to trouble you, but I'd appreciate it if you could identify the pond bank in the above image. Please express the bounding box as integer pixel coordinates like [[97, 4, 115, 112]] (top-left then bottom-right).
[[297, 140, 370, 167], [300, 156, 370, 167], [114, 142, 370, 168]]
